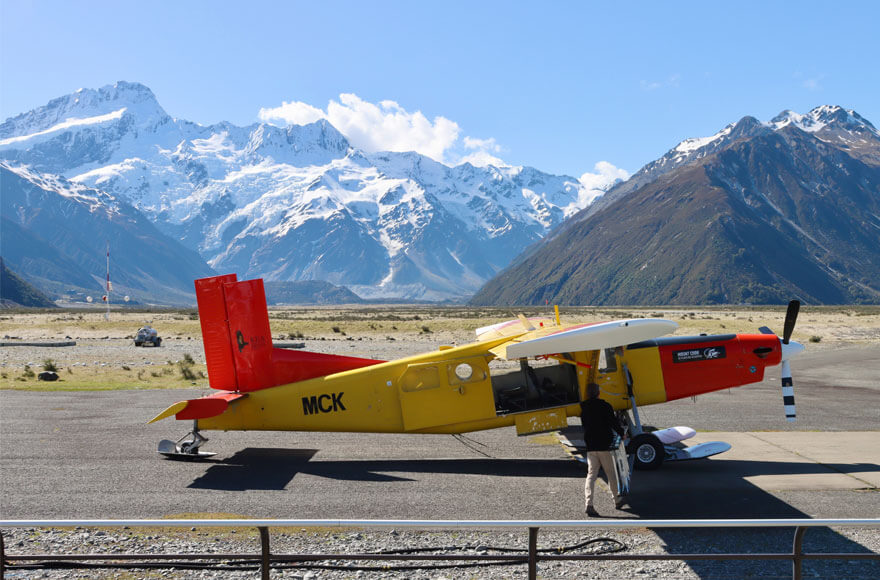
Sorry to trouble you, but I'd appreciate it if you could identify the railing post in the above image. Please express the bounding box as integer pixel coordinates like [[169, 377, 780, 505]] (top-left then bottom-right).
[[258, 526, 271, 580], [792, 526, 806, 580], [1, 529, 6, 580], [528, 526, 539, 580]]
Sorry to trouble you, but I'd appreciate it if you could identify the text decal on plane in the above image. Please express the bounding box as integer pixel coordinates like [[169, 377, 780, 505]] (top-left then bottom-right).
[[672, 346, 726, 363], [302, 392, 347, 415]]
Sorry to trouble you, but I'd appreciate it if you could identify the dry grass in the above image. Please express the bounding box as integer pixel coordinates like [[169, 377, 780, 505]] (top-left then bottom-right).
[[2, 305, 878, 391], [3, 305, 879, 344]]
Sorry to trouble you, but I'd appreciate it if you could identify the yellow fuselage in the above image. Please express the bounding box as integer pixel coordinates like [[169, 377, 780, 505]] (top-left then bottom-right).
[[196, 336, 668, 436]]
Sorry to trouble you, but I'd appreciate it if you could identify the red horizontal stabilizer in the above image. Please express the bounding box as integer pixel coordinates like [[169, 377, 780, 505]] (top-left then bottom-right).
[[176, 392, 246, 421], [271, 348, 384, 385]]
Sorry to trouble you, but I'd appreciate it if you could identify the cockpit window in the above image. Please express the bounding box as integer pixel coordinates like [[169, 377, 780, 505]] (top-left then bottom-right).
[[599, 348, 618, 373]]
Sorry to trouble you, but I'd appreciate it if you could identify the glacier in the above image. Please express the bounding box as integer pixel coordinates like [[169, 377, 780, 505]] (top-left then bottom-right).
[[0, 81, 610, 300]]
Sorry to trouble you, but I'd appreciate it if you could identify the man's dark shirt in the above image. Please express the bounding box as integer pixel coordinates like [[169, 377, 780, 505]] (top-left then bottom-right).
[[580, 398, 625, 451]]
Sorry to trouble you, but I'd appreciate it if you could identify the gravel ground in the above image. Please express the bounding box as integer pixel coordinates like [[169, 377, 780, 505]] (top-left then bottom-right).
[[3, 525, 879, 579], [0, 336, 451, 375]]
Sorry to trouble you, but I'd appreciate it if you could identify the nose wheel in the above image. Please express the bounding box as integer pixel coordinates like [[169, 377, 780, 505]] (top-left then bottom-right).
[[158, 422, 216, 460], [627, 432, 665, 470]]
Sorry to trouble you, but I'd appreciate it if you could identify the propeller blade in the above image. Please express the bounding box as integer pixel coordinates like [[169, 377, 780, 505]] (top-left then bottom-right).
[[782, 300, 800, 344], [780, 359, 796, 422]]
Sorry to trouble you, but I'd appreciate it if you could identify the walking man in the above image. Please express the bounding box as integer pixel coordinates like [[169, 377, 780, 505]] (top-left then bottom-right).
[[580, 382, 626, 516]]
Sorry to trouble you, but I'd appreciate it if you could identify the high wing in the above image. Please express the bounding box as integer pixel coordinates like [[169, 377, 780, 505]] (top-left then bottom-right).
[[474, 316, 556, 340], [487, 318, 679, 360]]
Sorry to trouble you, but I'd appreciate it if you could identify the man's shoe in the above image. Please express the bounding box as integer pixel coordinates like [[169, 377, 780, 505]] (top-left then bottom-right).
[[585, 506, 600, 517], [614, 498, 626, 509]]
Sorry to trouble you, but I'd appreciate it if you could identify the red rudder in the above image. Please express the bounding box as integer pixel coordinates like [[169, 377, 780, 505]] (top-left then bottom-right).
[[194, 274, 239, 390]]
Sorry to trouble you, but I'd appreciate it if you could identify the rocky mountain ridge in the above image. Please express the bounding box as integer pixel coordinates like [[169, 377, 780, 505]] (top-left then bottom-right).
[[0, 162, 216, 305], [472, 106, 880, 305]]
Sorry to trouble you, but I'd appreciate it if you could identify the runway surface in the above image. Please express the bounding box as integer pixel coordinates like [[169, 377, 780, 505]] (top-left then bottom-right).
[[1, 345, 878, 521]]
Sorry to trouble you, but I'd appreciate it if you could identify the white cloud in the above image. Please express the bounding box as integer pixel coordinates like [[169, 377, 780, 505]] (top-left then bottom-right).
[[258, 94, 624, 181], [463, 136, 501, 153], [640, 74, 681, 92], [260, 93, 462, 163], [802, 76, 823, 91], [258, 101, 324, 125], [578, 161, 629, 204], [793, 71, 824, 92], [456, 150, 507, 168]]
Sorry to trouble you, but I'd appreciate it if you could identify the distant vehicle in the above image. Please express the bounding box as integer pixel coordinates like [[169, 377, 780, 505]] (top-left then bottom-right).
[[134, 325, 161, 347]]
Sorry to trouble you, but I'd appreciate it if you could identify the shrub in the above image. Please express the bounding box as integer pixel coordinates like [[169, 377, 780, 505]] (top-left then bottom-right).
[[177, 353, 204, 381], [809, 335, 822, 343], [42, 359, 58, 373]]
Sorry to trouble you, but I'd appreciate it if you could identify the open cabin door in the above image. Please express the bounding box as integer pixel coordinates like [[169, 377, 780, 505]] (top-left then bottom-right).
[[398, 355, 497, 431]]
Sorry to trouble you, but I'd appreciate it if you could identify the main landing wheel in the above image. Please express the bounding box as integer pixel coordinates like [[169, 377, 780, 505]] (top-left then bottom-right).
[[628, 433, 665, 471]]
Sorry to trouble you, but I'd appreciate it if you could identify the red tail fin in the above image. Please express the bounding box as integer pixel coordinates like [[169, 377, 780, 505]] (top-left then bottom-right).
[[195, 274, 383, 393], [195, 274, 239, 391], [222, 278, 276, 391]]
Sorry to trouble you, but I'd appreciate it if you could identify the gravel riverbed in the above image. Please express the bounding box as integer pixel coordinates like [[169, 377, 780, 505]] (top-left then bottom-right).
[[3, 525, 879, 579]]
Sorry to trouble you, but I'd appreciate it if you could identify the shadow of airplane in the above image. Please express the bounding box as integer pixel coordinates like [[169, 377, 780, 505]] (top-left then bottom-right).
[[188, 448, 583, 490], [188, 446, 878, 503]]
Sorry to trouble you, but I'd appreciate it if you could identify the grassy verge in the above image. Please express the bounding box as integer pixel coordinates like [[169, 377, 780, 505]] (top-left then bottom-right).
[[0, 362, 209, 391]]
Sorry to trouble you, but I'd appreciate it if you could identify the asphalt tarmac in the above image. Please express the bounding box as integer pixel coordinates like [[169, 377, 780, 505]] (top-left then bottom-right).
[[1, 345, 878, 521]]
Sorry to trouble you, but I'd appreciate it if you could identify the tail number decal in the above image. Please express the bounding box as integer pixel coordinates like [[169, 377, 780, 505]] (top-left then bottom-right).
[[302, 392, 346, 415]]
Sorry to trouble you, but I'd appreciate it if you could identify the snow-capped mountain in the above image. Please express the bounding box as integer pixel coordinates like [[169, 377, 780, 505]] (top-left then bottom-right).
[[473, 106, 880, 306], [0, 162, 216, 304], [580, 105, 880, 221], [0, 82, 599, 300]]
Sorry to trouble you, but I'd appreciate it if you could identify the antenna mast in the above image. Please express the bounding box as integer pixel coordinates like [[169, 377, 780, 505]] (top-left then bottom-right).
[[104, 241, 111, 321]]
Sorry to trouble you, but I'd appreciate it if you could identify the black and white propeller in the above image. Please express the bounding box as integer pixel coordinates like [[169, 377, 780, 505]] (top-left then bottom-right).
[[759, 300, 805, 422]]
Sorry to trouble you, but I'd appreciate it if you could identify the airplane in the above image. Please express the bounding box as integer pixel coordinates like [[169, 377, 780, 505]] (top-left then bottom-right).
[[150, 273, 806, 479]]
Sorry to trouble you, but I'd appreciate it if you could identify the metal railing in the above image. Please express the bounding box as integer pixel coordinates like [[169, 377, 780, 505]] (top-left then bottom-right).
[[2, 519, 878, 580]]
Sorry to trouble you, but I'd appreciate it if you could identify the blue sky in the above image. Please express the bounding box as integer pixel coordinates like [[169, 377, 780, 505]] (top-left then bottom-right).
[[2, 0, 878, 179]]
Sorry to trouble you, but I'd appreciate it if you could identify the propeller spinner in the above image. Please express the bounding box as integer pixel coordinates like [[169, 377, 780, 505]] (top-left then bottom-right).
[[760, 300, 804, 422]]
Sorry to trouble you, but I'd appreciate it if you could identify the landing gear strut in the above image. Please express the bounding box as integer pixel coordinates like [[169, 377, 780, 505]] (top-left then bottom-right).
[[158, 421, 216, 459], [618, 363, 665, 471]]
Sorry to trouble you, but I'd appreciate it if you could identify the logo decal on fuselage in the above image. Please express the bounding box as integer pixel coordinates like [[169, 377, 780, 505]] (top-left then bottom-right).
[[672, 346, 726, 363], [302, 392, 347, 415]]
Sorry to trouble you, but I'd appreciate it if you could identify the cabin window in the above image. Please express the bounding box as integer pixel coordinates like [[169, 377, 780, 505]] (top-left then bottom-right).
[[454, 363, 473, 381], [446, 357, 489, 386], [599, 348, 618, 373]]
